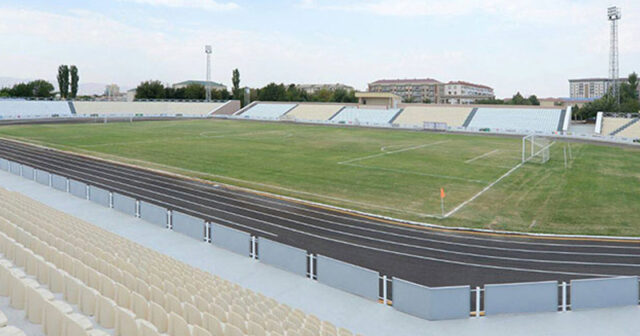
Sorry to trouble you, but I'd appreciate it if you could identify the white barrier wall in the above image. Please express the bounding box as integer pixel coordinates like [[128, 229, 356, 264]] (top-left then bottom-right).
[[139, 201, 167, 228], [89, 186, 110, 207], [212, 224, 250, 256], [316, 255, 379, 301], [392, 278, 470, 320], [172, 211, 205, 240], [21, 165, 35, 180], [258, 238, 307, 276], [484, 281, 558, 315], [571, 276, 639, 310], [69, 179, 87, 199], [113, 193, 137, 216], [51, 174, 67, 191], [35, 169, 50, 186]]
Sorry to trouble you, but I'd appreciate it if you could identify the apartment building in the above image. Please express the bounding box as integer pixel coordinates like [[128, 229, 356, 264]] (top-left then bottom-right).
[[439, 81, 495, 104], [368, 78, 494, 104], [568, 78, 634, 99]]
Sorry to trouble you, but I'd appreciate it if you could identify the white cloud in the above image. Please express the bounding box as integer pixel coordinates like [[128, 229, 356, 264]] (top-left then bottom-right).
[[120, 0, 239, 11]]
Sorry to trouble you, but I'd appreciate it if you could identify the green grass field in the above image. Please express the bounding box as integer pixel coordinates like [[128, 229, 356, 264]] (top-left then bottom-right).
[[1, 119, 639, 236]]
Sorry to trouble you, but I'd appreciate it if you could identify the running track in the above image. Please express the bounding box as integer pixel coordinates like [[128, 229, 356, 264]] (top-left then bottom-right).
[[0, 139, 639, 288]]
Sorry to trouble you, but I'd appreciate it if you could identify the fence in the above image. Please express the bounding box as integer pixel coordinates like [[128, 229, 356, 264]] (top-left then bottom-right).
[[2, 158, 639, 321]]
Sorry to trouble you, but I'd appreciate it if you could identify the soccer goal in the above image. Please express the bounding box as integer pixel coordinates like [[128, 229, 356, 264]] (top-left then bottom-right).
[[522, 135, 552, 164]]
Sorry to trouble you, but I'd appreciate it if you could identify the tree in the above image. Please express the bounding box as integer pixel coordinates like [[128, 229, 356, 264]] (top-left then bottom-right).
[[57, 65, 69, 99], [527, 95, 540, 106], [232, 69, 241, 99], [184, 84, 206, 99], [135, 80, 165, 99], [332, 88, 356, 103], [257, 83, 287, 101], [30, 80, 55, 97], [476, 98, 504, 104], [422, 98, 432, 104], [69, 65, 79, 98]]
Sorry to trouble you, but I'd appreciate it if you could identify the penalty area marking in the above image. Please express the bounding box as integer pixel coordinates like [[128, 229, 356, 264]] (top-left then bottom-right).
[[465, 149, 500, 163], [444, 141, 556, 218]]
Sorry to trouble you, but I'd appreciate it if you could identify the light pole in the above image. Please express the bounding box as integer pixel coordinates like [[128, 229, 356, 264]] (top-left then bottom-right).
[[205, 45, 212, 101]]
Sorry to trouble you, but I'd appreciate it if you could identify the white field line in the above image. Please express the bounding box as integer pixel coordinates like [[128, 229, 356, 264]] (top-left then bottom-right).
[[338, 140, 450, 164], [342, 163, 487, 184], [444, 141, 556, 218], [7, 136, 640, 242], [465, 149, 500, 164]]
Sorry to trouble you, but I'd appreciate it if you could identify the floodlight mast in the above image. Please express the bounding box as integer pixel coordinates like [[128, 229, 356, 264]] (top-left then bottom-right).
[[607, 7, 621, 107], [205, 45, 212, 101]]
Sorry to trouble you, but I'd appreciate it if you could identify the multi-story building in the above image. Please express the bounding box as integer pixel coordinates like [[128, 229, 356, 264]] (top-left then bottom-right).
[[368, 78, 441, 103], [104, 84, 120, 100], [368, 78, 494, 104], [439, 81, 495, 104], [568, 78, 633, 99], [296, 83, 354, 95]]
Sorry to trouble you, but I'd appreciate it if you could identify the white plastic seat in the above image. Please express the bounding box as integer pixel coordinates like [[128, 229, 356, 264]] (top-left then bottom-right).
[[43, 299, 73, 336], [184, 301, 203, 327], [149, 301, 168, 333], [96, 294, 117, 329], [0, 310, 7, 327], [80, 283, 100, 316], [131, 291, 149, 319], [115, 282, 132, 309], [191, 325, 212, 336], [0, 326, 27, 336], [203, 312, 224, 336], [64, 312, 93, 336], [64, 274, 83, 305], [137, 319, 160, 336], [115, 306, 139, 336], [25, 286, 55, 324], [168, 312, 190, 336], [224, 323, 245, 336], [10, 276, 38, 310]]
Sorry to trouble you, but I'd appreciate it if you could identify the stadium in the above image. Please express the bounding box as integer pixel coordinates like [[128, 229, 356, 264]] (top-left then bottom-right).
[[1, 2, 640, 336]]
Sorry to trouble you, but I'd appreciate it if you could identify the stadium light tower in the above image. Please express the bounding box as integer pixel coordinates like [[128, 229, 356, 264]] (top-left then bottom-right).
[[607, 6, 621, 106], [205, 45, 212, 101]]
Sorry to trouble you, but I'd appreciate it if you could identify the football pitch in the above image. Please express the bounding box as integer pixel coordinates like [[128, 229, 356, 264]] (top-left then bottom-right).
[[1, 119, 639, 236]]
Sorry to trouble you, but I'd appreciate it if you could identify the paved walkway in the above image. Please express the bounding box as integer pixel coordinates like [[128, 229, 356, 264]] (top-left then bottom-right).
[[1, 170, 638, 336]]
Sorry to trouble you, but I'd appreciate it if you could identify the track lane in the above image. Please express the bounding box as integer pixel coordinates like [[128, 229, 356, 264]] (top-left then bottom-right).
[[1, 139, 640, 287]]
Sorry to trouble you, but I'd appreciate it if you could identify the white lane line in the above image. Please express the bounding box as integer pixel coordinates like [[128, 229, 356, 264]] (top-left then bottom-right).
[[338, 140, 450, 165], [18, 145, 640, 257], [465, 149, 500, 163], [0, 176, 618, 279], [10, 149, 640, 269], [9, 138, 640, 250], [341, 163, 488, 184]]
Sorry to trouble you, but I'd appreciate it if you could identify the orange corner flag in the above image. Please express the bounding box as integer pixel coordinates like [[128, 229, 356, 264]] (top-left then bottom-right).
[[440, 187, 446, 199]]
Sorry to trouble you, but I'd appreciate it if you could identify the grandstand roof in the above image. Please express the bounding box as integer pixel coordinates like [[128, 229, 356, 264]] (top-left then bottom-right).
[[172, 80, 226, 88], [369, 78, 442, 85], [355, 92, 402, 99]]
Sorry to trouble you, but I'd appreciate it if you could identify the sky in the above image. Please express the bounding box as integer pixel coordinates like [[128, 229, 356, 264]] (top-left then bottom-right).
[[1, 0, 638, 98]]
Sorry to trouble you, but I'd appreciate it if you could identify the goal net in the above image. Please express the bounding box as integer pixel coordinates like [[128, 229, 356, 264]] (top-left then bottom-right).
[[522, 135, 552, 164]]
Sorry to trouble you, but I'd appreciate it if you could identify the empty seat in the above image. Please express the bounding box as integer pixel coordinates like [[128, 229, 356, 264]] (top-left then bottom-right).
[[148, 302, 168, 333], [167, 312, 190, 336], [42, 299, 73, 336], [96, 294, 117, 329], [241, 103, 297, 119], [331, 107, 400, 125], [65, 313, 93, 336], [25, 286, 55, 324], [115, 307, 138, 336]]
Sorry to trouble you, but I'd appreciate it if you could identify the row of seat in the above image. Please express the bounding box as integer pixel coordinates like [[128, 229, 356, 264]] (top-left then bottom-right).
[[0, 100, 72, 120], [0, 188, 359, 336], [73, 102, 225, 117]]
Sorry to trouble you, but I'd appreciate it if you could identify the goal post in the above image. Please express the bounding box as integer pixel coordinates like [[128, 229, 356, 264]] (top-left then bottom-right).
[[522, 135, 552, 164]]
